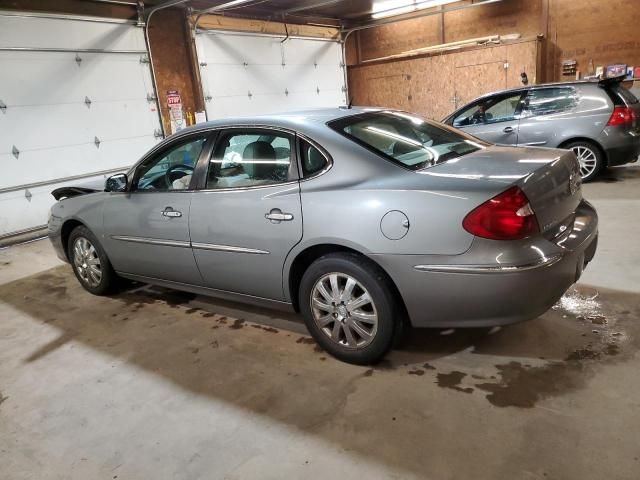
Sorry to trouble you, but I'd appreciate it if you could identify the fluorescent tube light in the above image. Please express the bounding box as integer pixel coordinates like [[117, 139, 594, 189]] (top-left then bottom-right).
[[372, 0, 459, 19]]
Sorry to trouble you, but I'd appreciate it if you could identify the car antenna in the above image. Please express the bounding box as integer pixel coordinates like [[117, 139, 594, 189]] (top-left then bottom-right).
[[347, 98, 353, 109]]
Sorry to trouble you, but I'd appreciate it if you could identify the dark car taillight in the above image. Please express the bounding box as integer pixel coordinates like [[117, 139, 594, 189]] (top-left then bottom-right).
[[607, 106, 635, 126], [462, 186, 539, 240]]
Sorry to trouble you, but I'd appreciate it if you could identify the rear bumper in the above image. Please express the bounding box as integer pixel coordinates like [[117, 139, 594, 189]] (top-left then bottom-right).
[[373, 200, 598, 328], [600, 127, 640, 166]]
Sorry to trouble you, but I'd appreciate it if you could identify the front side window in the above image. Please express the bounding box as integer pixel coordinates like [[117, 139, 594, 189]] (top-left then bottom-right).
[[134, 135, 207, 191], [329, 111, 486, 170], [522, 87, 578, 116], [206, 131, 295, 189], [453, 92, 524, 127]]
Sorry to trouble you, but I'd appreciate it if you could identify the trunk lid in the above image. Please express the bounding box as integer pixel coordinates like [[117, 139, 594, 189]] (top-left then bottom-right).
[[426, 145, 582, 235]]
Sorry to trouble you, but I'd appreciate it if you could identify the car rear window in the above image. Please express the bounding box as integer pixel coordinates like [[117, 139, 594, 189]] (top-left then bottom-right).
[[329, 111, 486, 170], [607, 84, 639, 105]]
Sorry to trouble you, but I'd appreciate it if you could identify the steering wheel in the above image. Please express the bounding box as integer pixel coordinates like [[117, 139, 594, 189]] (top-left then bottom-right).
[[164, 164, 194, 189]]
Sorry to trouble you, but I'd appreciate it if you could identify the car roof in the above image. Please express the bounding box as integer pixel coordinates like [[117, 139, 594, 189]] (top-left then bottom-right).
[[175, 107, 382, 138], [468, 80, 603, 103]]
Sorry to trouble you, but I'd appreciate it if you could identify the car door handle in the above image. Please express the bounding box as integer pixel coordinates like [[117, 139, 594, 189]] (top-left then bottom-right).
[[503, 126, 515, 133], [265, 208, 293, 222], [161, 207, 182, 218]]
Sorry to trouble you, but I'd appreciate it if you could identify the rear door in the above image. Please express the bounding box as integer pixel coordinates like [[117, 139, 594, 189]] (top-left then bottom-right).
[[449, 91, 525, 145], [189, 127, 302, 301]]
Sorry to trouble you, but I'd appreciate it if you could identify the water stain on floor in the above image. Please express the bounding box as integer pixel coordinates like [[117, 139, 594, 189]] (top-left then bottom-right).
[[436, 371, 473, 394], [475, 361, 584, 408]]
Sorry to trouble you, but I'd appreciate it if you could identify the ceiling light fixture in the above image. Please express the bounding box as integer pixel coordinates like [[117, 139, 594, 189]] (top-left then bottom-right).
[[371, 0, 459, 19]]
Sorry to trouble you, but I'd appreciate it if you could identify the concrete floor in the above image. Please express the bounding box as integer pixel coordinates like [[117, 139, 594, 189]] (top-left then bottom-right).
[[1, 166, 640, 480]]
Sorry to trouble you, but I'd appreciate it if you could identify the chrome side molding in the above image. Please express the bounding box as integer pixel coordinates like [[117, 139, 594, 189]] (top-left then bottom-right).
[[111, 235, 191, 248], [111, 235, 269, 255], [191, 242, 269, 255], [414, 254, 563, 274]]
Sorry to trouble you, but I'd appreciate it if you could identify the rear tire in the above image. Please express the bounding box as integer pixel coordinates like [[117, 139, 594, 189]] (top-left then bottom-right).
[[67, 225, 119, 295], [299, 252, 398, 365], [565, 140, 603, 182]]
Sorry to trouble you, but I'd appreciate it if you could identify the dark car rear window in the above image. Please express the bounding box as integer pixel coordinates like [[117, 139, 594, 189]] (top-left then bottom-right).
[[328, 111, 486, 170], [606, 84, 639, 106]]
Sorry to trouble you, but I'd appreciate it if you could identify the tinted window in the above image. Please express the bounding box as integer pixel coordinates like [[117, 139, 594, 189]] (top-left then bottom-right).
[[206, 131, 294, 189], [452, 92, 524, 127], [134, 136, 206, 191], [522, 87, 578, 116], [329, 111, 485, 170], [299, 140, 328, 176]]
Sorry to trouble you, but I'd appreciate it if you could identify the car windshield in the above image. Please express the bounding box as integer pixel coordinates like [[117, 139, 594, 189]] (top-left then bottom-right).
[[329, 111, 486, 170]]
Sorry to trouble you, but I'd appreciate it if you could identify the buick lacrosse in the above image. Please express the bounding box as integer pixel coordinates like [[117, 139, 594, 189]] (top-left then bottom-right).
[[48, 107, 598, 364]]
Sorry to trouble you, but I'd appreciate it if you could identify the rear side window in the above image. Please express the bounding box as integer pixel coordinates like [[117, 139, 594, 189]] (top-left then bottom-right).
[[522, 87, 578, 116], [299, 139, 328, 177], [608, 84, 639, 105], [329, 111, 486, 170]]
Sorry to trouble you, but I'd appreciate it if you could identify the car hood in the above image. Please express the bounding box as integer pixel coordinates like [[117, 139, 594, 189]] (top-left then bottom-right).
[[51, 177, 106, 200]]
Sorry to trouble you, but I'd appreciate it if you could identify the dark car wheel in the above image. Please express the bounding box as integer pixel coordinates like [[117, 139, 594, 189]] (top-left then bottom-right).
[[299, 252, 398, 365], [67, 225, 118, 295], [566, 141, 603, 182]]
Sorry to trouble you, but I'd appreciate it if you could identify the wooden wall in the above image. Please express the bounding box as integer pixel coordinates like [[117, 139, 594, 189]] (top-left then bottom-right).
[[545, 0, 640, 82]]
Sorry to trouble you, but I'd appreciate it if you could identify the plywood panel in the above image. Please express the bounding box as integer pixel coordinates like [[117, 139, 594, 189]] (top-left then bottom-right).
[[348, 40, 538, 121]]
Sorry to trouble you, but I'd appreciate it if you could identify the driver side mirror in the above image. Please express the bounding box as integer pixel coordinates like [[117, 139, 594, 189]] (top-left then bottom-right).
[[105, 173, 128, 192]]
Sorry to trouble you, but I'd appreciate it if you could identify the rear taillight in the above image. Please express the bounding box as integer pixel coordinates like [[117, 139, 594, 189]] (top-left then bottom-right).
[[463, 186, 539, 240], [607, 106, 635, 126]]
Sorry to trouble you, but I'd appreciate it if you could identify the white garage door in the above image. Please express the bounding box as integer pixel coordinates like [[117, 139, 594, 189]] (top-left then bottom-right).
[[0, 12, 162, 239], [195, 29, 347, 120]]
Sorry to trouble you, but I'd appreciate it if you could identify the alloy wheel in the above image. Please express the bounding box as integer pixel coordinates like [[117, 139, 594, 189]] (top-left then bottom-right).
[[310, 273, 378, 349], [73, 236, 102, 288], [572, 146, 598, 179]]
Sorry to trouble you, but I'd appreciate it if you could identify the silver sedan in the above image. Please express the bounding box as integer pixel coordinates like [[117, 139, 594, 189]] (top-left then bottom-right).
[[48, 108, 598, 364]]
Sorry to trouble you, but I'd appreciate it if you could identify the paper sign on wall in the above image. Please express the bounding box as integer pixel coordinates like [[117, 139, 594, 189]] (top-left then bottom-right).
[[167, 90, 185, 134]]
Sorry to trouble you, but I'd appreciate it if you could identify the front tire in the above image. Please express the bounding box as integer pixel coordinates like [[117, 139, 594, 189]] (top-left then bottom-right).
[[299, 253, 398, 365], [566, 141, 603, 182], [67, 225, 118, 295]]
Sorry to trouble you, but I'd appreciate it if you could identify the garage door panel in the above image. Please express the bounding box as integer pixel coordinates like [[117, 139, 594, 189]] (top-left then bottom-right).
[[197, 34, 282, 66], [88, 101, 159, 140], [0, 133, 151, 190], [0, 144, 98, 188], [0, 172, 117, 235], [0, 52, 152, 106], [282, 39, 341, 66], [196, 31, 346, 120], [206, 65, 290, 97], [1, 104, 95, 152], [1, 103, 156, 160], [0, 16, 146, 51]]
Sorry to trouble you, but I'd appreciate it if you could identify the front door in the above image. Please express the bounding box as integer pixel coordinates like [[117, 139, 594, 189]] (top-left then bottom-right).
[[451, 91, 525, 146], [102, 132, 212, 285], [189, 128, 303, 301]]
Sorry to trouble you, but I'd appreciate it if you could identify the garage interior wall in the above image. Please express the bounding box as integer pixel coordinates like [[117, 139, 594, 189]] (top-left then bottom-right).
[[346, 0, 640, 119]]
